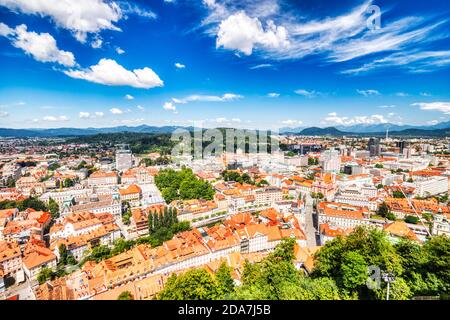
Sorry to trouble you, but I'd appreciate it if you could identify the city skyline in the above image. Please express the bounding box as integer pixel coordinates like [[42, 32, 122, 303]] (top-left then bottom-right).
[[0, 0, 450, 129]]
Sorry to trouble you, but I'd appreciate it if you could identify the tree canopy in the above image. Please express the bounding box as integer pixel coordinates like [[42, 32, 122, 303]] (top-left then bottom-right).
[[155, 168, 215, 203]]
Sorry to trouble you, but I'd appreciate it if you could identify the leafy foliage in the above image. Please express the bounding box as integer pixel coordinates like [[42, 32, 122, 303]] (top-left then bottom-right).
[[155, 168, 215, 203], [117, 291, 134, 300], [0, 197, 48, 211]]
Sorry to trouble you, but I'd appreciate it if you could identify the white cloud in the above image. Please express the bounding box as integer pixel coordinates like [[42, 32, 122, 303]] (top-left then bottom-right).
[[91, 36, 103, 49], [137, 105, 145, 111], [216, 11, 289, 55], [64, 59, 163, 89], [412, 102, 450, 114], [250, 63, 273, 70], [215, 117, 227, 123], [174, 62, 186, 69], [0, 0, 122, 42], [202, 1, 449, 74], [211, 117, 242, 124], [0, 0, 156, 43], [0, 24, 75, 67], [295, 89, 320, 98], [420, 92, 431, 97], [79, 111, 103, 118], [324, 112, 388, 126], [343, 50, 450, 75], [267, 92, 279, 98], [125, 94, 134, 100], [43, 115, 69, 121], [116, 47, 125, 55], [110, 107, 124, 115], [427, 120, 439, 125], [395, 92, 409, 97], [357, 89, 381, 96], [170, 93, 242, 105], [0, 22, 13, 36], [163, 102, 176, 111], [378, 105, 396, 108], [0, 111, 9, 117], [281, 120, 303, 126]]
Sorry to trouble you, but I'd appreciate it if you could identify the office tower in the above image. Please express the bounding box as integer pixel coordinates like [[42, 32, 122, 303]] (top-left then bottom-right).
[[115, 144, 132, 172], [368, 138, 381, 157], [320, 149, 341, 173]]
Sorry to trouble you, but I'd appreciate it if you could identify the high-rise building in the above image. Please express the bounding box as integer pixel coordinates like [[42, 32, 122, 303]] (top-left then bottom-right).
[[115, 144, 132, 172], [396, 141, 408, 153], [320, 149, 341, 173], [368, 138, 381, 157]]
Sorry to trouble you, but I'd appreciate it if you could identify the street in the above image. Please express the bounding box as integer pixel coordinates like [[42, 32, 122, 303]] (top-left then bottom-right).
[[304, 195, 319, 247]]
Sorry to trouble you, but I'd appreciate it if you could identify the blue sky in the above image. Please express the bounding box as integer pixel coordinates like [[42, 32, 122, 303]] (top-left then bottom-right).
[[0, 0, 449, 129]]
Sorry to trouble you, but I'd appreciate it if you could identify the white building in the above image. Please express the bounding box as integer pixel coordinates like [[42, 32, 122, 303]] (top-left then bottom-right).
[[414, 176, 448, 197], [320, 149, 341, 173]]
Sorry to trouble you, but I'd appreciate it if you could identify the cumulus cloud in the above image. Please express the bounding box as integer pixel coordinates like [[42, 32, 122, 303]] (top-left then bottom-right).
[[163, 102, 176, 111], [281, 119, 303, 126], [79, 111, 103, 118], [64, 58, 163, 89], [412, 102, 450, 114], [0, 0, 121, 42], [174, 62, 186, 69], [267, 92, 279, 98], [0, 23, 75, 67], [0, 0, 156, 43], [125, 94, 134, 100], [43, 115, 69, 121], [216, 11, 289, 55], [0, 22, 13, 36], [324, 112, 388, 126], [116, 47, 125, 55], [91, 36, 103, 49], [110, 107, 124, 115]]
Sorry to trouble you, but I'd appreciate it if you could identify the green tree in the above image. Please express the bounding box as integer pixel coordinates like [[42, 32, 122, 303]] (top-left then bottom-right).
[[37, 267, 53, 284], [158, 268, 219, 300], [312, 226, 403, 299], [340, 252, 368, 292], [48, 198, 59, 219], [117, 291, 134, 300], [216, 262, 235, 298], [404, 215, 419, 224], [377, 202, 390, 218]]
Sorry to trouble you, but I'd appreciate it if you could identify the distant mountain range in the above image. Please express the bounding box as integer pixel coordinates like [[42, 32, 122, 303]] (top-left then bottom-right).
[[0, 125, 193, 138], [2, 121, 450, 138], [281, 120, 450, 136], [284, 126, 450, 137]]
